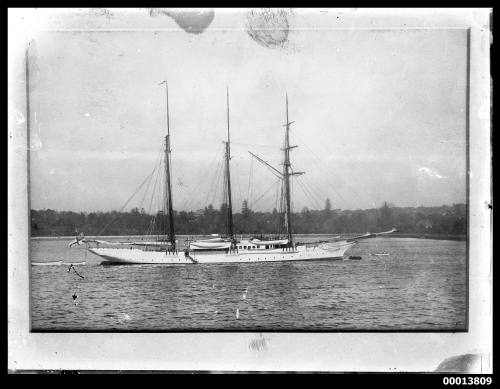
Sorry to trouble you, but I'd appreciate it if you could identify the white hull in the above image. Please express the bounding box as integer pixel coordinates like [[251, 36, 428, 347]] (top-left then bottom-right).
[[89, 241, 356, 265]]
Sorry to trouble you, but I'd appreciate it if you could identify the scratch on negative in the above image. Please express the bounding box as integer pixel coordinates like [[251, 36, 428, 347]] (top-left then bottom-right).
[[248, 334, 268, 352]]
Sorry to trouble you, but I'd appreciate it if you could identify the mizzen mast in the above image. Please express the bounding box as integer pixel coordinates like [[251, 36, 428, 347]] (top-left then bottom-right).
[[159, 80, 176, 252], [224, 87, 235, 245], [282, 93, 304, 247]]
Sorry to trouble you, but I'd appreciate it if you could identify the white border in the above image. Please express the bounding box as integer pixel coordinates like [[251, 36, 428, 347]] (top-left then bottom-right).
[[8, 8, 492, 372]]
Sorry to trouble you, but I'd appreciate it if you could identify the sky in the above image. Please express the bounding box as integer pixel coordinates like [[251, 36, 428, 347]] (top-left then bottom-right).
[[28, 9, 468, 213]]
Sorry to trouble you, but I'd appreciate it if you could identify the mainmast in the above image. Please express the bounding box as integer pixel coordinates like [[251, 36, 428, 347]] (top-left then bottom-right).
[[224, 87, 235, 244], [160, 80, 176, 251], [282, 93, 303, 247]]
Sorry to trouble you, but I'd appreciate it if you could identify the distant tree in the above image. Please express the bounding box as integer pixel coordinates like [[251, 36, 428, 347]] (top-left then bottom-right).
[[242, 199, 251, 218], [378, 201, 394, 230], [30, 203, 468, 237], [205, 204, 215, 216]]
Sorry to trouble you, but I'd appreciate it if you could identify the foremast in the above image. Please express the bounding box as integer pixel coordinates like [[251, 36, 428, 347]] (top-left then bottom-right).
[[160, 80, 176, 252]]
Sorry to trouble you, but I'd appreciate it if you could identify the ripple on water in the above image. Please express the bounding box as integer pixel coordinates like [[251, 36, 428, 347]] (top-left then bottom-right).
[[30, 237, 467, 330]]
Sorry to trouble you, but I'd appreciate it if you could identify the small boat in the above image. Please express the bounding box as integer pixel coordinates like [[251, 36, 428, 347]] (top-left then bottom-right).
[[371, 252, 390, 256], [62, 262, 86, 266], [31, 261, 62, 266], [348, 256, 362, 260]]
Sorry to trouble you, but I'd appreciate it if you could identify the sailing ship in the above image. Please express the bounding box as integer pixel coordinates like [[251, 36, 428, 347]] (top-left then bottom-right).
[[74, 82, 395, 264]]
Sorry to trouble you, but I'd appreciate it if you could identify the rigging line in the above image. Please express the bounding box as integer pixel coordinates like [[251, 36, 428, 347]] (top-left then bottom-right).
[[231, 141, 277, 149], [305, 180, 326, 211], [304, 168, 346, 209], [291, 150, 347, 207], [234, 160, 243, 208], [202, 156, 221, 211], [248, 179, 279, 210], [295, 173, 321, 210], [184, 144, 224, 211], [293, 145, 347, 206], [295, 175, 321, 211], [291, 131, 358, 206], [216, 155, 226, 208], [273, 176, 282, 234], [158, 164, 166, 239], [293, 173, 314, 209], [297, 174, 323, 210], [138, 164, 156, 210], [147, 157, 162, 216], [208, 157, 224, 209], [96, 162, 161, 236], [274, 174, 281, 211], [278, 183, 285, 236], [139, 145, 163, 210], [247, 156, 254, 203]]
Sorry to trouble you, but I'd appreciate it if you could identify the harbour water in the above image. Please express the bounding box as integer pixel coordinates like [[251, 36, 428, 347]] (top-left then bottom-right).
[[30, 236, 467, 331]]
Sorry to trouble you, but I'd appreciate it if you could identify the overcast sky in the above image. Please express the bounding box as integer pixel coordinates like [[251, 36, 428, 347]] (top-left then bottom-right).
[[28, 10, 468, 213]]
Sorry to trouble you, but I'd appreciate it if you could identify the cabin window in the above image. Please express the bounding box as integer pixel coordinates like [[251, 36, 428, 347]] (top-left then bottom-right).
[[265, 245, 269, 249]]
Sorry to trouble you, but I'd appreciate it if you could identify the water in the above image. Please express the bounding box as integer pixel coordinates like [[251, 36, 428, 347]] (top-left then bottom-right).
[[30, 236, 467, 331]]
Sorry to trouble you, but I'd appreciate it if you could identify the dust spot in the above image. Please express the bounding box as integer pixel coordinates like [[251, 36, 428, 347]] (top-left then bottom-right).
[[89, 8, 114, 20], [10, 108, 26, 125], [435, 353, 488, 373], [149, 8, 214, 34], [118, 313, 132, 322], [249, 333, 268, 352], [30, 137, 43, 151], [418, 167, 446, 179], [246, 8, 290, 49]]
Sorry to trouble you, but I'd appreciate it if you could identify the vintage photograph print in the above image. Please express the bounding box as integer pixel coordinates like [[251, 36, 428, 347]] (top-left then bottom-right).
[[26, 9, 471, 333]]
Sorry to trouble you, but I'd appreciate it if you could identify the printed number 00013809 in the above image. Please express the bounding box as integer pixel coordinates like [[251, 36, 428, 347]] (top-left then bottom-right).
[[443, 377, 492, 385]]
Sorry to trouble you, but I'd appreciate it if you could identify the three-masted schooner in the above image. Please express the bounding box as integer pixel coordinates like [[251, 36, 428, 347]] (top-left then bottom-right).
[[76, 83, 395, 264]]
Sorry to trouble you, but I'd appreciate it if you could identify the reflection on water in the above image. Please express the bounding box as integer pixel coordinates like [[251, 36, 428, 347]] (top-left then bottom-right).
[[29, 236, 467, 330]]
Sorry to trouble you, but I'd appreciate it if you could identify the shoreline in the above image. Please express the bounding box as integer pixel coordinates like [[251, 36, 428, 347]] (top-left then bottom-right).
[[386, 233, 466, 241]]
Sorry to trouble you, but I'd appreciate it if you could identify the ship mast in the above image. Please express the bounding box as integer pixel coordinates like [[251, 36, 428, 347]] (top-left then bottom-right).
[[282, 93, 304, 247], [160, 80, 176, 251], [224, 87, 235, 244]]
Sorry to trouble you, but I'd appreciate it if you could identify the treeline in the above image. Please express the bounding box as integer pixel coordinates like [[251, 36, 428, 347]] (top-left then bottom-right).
[[30, 200, 467, 237]]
